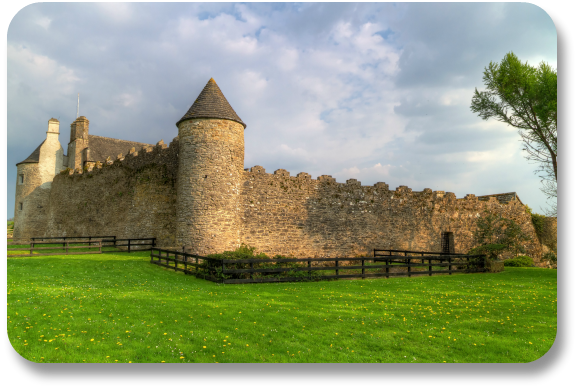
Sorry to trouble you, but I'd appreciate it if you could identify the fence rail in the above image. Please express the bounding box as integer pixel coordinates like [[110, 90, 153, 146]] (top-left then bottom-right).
[[149, 248, 222, 283], [8, 240, 102, 257], [29, 236, 156, 253], [150, 247, 487, 284], [31, 235, 116, 242]]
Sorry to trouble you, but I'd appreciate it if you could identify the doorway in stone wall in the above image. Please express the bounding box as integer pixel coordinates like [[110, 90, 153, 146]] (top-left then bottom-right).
[[441, 232, 454, 253]]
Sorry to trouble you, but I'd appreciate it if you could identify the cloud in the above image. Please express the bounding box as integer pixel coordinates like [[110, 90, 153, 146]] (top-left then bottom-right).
[[6, 2, 556, 218]]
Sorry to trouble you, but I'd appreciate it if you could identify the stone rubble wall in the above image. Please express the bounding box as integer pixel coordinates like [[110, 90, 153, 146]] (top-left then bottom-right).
[[239, 166, 542, 260], [175, 118, 245, 254], [21, 135, 541, 261], [12, 163, 51, 242], [44, 138, 179, 246]]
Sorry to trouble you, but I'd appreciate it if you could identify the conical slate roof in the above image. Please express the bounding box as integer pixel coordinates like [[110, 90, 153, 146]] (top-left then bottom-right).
[[176, 78, 246, 128], [16, 140, 45, 165]]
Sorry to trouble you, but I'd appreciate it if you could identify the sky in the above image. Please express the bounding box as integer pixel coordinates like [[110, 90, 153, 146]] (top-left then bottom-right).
[[5, 2, 557, 218]]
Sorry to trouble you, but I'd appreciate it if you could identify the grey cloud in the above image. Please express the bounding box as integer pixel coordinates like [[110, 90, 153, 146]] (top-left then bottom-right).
[[6, 3, 556, 218]]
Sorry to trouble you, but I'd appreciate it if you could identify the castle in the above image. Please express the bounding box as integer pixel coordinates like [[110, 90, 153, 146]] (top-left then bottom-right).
[[13, 78, 542, 259]]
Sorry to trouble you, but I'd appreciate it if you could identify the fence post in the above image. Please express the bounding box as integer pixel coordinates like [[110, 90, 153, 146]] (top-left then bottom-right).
[[362, 259, 365, 279], [308, 260, 312, 280], [429, 258, 432, 276], [250, 261, 254, 280], [335, 260, 339, 277], [386, 255, 390, 278], [406, 251, 411, 277], [184, 250, 188, 274], [128, 239, 131, 253], [99, 241, 102, 254], [449, 256, 452, 275], [66, 241, 69, 255]]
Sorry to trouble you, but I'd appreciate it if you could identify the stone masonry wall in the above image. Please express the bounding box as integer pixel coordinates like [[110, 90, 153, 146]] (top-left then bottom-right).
[[67, 117, 89, 171], [44, 139, 179, 246], [12, 163, 51, 242], [542, 217, 557, 252], [239, 166, 541, 260], [176, 118, 245, 254]]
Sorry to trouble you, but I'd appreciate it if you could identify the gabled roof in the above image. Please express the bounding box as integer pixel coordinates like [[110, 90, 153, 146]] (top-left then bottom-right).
[[176, 78, 246, 128], [477, 192, 522, 204], [16, 140, 45, 165], [86, 135, 154, 162]]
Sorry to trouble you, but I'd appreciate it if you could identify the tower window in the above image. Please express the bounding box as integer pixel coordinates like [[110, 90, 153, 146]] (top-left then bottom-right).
[[18, 203, 23, 211], [18, 174, 24, 184]]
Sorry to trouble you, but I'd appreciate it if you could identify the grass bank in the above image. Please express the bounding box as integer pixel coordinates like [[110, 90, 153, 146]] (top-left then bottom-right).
[[7, 251, 556, 363]]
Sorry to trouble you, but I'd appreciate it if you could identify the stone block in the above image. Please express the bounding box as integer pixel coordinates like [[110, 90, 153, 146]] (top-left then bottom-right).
[[250, 166, 266, 173]]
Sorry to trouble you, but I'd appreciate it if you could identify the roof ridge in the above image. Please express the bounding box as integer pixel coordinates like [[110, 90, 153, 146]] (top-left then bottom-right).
[[176, 78, 246, 128], [88, 134, 154, 145]]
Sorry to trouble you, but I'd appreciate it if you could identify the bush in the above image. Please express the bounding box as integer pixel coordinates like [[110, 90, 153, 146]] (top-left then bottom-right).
[[205, 244, 322, 281], [469, 212, 530, 260], [504, 256, 534, 267]]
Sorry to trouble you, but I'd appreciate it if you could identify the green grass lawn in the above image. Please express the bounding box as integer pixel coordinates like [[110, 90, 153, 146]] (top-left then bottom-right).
[[7, 242, 121, 256], [7, 251, 556, 363]]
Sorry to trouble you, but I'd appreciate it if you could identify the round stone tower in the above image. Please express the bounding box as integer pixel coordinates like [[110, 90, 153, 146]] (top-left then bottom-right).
[[175, 78, 246, 254], [13, 118, 63, 242]]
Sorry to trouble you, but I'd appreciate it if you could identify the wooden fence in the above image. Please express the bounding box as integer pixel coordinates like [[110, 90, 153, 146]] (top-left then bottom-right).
[[150, 247, 487, 284], [8, 240, 102, 257], [30, 236, 156, 253], [150, 248, 222, 282]]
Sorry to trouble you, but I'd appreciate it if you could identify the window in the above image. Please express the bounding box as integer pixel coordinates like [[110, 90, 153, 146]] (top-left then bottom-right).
[[441, 232, 454, 253], [18, 174, 24, 184], [18, 203, 23, 211]]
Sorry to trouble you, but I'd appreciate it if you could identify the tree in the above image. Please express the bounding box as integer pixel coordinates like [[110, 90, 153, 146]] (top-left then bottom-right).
[[471, 52, 557, 214], [468, 212, 530, 260]]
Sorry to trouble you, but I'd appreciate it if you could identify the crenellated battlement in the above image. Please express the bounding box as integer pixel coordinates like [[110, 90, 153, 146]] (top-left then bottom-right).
[[242, 165, 517, 205], [62, 137, 179, 180]]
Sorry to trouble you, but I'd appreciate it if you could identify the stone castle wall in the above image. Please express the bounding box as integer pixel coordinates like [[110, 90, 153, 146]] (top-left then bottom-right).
[[29, 145, 541, 260], [13, 127, 65, 242], [238, 166, 542, 259], [13, 163, 51, 241], [44, 139, 179, 246], [176, 118, 245, 254], [542, 217, 557, 253], [16, 120, 542, 260]]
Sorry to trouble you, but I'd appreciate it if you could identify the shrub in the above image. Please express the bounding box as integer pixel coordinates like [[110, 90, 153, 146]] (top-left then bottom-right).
[[205, 244, 322, 280], [504, 256, 534, 267], [469, 212, 530, 260]]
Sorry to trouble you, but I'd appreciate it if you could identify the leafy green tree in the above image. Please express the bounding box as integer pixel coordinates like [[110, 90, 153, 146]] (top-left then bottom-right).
[[469, 212, 530, 260], [471, 52, 557, 214]]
